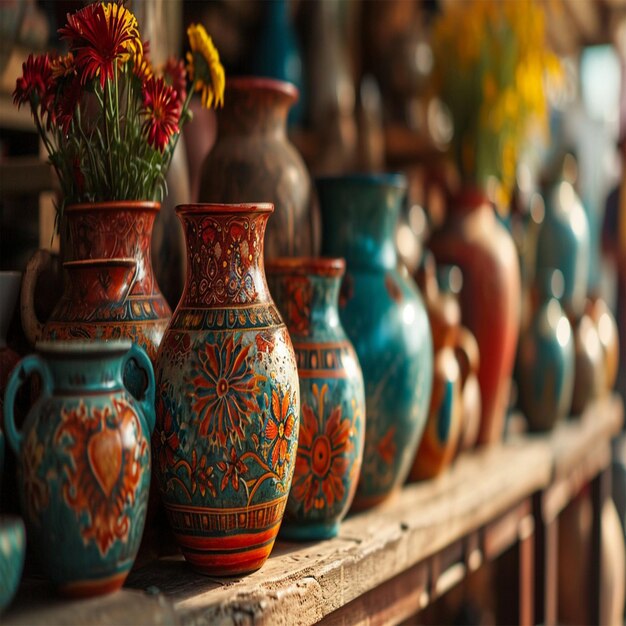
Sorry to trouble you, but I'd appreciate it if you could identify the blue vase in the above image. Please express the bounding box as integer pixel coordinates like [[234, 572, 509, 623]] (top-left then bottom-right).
[[517, 269, 575, 431], [250, 0, 305, 126], [0, 516, 25, 614], [267, 257, 366, 539], [317, 174, 433, 510], [3, 340, 155, 597], [536, 181, 590, 319]]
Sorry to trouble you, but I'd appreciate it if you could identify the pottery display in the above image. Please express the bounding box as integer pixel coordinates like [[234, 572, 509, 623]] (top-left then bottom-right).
[[536, 181, 590, 320], [589, 296, 619, 393], [409, 254, 462, 480], [198, 77, 318, 259], [21, 201, 172, 364], [429, 186, 521, 445], [0, 516, 25, 614], [266, 257, 365, 539], [455, 326, 481, 452], [154, 203, 300, 575], [317, 174, 432, 510], [3, 340, 155, 597], [517, 270, 574, 431]]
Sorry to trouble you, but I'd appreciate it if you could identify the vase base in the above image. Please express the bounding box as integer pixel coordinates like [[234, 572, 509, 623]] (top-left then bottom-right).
[[183, 547, 272, 577], [58, 570, 128, 599], [350, 488, 400, 513], [280, 520, 340, 541]]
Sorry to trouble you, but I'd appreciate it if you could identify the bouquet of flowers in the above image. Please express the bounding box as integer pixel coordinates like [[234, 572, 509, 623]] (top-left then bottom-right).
[[431, 0, 560, 209], [12, 1, 224, 225]]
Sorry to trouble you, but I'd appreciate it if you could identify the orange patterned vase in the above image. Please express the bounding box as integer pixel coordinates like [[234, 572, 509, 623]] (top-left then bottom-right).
[[154, 203, 300, 575]]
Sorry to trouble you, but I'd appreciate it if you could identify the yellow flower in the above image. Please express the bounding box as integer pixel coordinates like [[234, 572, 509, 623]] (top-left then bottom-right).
[[186, 23, 225, 109], [102, 2, 143, 63]]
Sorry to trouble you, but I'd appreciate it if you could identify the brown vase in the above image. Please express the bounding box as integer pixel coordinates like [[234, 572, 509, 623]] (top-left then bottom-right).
[[198, 76, 318, 259], [589, 296, 619, 393], [429, 187, 521, 444], [455, 326, 481, 452], [20, 201, 171, 365]]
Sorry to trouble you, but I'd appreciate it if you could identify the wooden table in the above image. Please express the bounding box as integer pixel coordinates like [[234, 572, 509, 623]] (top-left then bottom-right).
[[5, 394, 623, 626]]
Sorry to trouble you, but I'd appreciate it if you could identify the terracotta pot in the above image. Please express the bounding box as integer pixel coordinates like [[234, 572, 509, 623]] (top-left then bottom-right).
[[517, 269, 574, 431], [21, 201, 171, 365], [154, 203, 300, 576], [409, 253, 462, 480], [429, 187, 521, 444], [198, 77, 318, 259], [317, 174, 433, 510], [3, 340, 155, 597], [266, 257, 365, 540]]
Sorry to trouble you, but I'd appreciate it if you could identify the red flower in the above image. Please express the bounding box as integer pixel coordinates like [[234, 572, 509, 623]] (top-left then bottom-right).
[[141, 75, 181, 152], [190, 450, 216, 498], [55, 74, 82, 134], [163, 57, 187, 104], [13, 53, 55, 113], [265, 387, 296, 469], [154, 404, 180, 474], [59, 2, 142, 90], [291, 384, 352, 513], [217, 447, 248, 492]]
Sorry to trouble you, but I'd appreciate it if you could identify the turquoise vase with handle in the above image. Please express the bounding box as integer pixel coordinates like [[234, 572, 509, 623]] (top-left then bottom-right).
[[3, 340, 155, 598], [317, 174, 433, 510]]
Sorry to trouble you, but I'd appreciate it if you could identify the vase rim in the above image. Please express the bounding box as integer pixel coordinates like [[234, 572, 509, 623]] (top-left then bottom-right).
[[65, 200, 160, 213], [35, 339, 132, 356], [266, 256, 346, 277], [176, 203, 274, 215], [226, 76, 299, 102], [63, 258, 136, 270], [315, 172, 407, 190]]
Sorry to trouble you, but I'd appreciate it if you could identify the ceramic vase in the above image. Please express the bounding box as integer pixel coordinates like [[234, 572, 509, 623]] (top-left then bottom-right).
[[517, 270, 574, 431], [266, 257, 365, 539], [21, 201, 171, 364], [589, 297, 619, 393], [455, 326, 481, 452], [429, 186, 521, 445], [536, 181, 590, 320], [3, 340, 155, 597], [0, 516, 25, 614], [317, 174, 432, 510], [154, 203, 300, 575], [409, 253, 462, 480], [198, 77, 318, 259]]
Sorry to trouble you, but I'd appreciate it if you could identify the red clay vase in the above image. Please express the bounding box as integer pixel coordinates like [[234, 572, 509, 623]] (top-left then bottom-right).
[[154, 203, 300, 576], [198, 77, 318, 259], [429, 187, 521, 445]]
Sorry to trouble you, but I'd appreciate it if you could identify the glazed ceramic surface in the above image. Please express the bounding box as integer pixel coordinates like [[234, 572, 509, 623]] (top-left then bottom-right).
[[267, 257, 365, 539], [317, 174, 432, 510], [154, 204, 300, 575], [517, 270, 574, 431], [21, 202, 171, 364], [429, 187, 521, 445], [0, 516, 25, 614], [536, 182, 590, 320], [3, 340, 155, 597], [198, 77, 317, 259]]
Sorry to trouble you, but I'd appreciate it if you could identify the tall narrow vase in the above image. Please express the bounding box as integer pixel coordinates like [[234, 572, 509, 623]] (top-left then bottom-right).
[[198, 77, 317, 259], [429, 187, 521, 444], [317, 174, 433, 510], [154, 203, 300, 575], [267, 257, 365, 539]]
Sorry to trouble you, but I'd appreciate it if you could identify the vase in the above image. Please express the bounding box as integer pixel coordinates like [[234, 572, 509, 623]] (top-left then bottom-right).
[[589, 296, 619, 393], [429, 186, 521, 445], [266, 257, 365, 539], [409, 253, 462, 480], [3, 340, 155, 597], [455, 326, 481, 452], [154, 203, 300, 576], [317, 174, 432, 510], [198, 77, 318, 259], [536, 181, 590, 320], [0, 516, 25, 614], [21, 201, 171, 365], [517, 269, 574, 431]]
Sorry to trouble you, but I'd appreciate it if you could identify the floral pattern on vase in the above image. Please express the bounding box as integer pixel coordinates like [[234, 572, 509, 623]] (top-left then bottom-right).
[[267, 257, 365, 539], [154, 203, 300, 576]]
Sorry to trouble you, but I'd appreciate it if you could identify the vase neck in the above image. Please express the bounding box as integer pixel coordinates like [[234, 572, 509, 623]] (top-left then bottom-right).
[[317, 177, 406, 271], [178, 206, 272, 308], [41, 350, 125, 392], [449, 186, 492, 215]]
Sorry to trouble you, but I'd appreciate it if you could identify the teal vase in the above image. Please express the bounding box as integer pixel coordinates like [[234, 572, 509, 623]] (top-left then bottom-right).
[[3, 340, 155, 597], [267, 257, 366, 539], [317, 174, 433, 510], [517, 270, 575, 431], [0, 516, 25, 614]]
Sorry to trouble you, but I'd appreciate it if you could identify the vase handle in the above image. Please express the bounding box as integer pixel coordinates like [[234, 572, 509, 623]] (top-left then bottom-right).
[[122, 344, 156, 435], [20, 249, 53, 346], [4, 354, 54, 454]]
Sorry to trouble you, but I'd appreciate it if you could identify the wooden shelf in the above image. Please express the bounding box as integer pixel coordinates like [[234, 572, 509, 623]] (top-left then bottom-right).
[[5, 395, 623, 626]]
